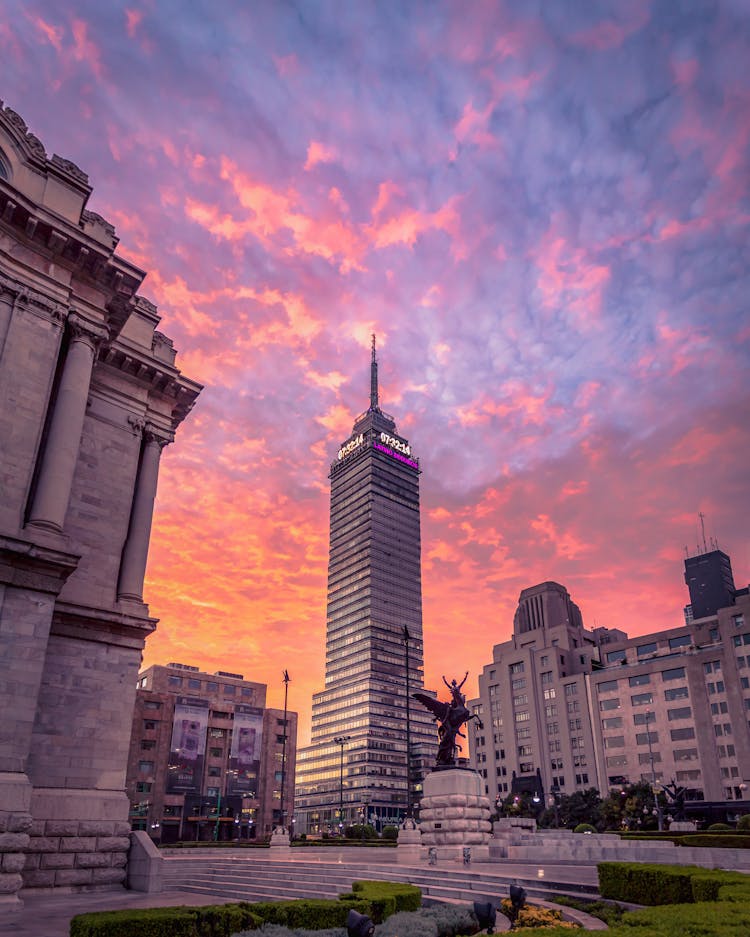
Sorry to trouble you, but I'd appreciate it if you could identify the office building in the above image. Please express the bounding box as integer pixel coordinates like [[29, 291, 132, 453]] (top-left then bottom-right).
[[295, 340, 436, 834], [0, 103, 199, 900], [127, 664, 298, 841], [469, 552, 750, 810]]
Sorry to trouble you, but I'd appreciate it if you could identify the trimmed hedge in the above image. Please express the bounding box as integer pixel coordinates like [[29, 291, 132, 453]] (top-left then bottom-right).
[[69, 881, 419, 937], [598, 862, 750, 906], [69, 905, 262, 937], [679, 834, 750, 849]]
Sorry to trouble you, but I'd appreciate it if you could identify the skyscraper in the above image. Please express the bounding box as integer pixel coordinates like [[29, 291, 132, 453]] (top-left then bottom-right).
[[295, 339, 436, 834]]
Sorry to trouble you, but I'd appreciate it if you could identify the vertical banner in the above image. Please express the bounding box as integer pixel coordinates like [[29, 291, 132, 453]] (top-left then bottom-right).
[[227, 705, 263, 796], [166, 697, 209, 794]]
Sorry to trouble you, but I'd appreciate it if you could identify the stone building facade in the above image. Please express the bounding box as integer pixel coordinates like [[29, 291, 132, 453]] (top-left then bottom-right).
[[0, 104, 200, 906], [469, 553, 750, 812], [126, 664, 297, 842]]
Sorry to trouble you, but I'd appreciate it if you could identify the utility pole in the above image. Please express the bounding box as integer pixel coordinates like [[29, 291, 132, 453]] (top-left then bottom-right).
[[403, 625, 412, 820], [279, 670, 290, 835]]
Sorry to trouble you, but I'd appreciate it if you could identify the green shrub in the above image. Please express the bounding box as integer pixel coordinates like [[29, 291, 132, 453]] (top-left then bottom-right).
[[615, 899, 750, 935], [250, 900, 370, 930], [70, 907, 201, 937], [375, 911, 438, 937], [551, 895, 626, 926], [708, 823, 733, 831], [420, 904, 479, 937], [381, 825, 399, 840], [573, 823, 596, 834], [737, 815, 750, 832], [678, 833, 750, 849], [598, 862, 698, 905], [345, 881, 421, 922]]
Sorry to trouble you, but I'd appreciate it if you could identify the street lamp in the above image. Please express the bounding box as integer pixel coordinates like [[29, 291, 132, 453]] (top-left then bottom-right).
[[279, 670, 291, 835], [645, 711, 663, 831], [548, 784, 560, 828], [333, 735, 351, 836], [403, 626, 413, 819]]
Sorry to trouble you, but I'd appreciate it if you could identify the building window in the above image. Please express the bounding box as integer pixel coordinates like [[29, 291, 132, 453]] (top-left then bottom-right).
[[135, 782, 152, 793], [668, 707, 692, 720], [670, 727, 696, 741], [206, 787, 219, 797], [673, 748, 698, 761], [510, 677, 526, 690], [631, 692, 653, 707], [703, 660, 721, 674], [143, 720, 158, 731], [598, 680, 619, 694], [543, 688, 556, 700], [208, 766, 221, 777], [144, 700, 162, 710], [513, 694, 528, 706], [638, 751, 662, 764], [140, 740, 156, 750], [637, 642, 658, 657], [733, 615, 745, 628], [734, 633, 750, 647], [669, 634, 692, 650], [544, 704, 557, 717], [606, 755, 627, 767], [518, 745, 533, 757], [710, 701, 729, 715], [514, 711, 530, 722], [601, 717, 623, 729], [209, 747, 222, 757], [188, 678, 202, 690], [541, 671, 553, 685], [604, 736, 625, 749], [519, 762, 534, 774], [168, 675, 182, 687], [635, 732, 658, 745], [509, 662, 525, 674], [707, 681, 725, 695], [138, 761, 154, 773], [664, 686, 689, 701], [606, 650, 626, 664], [564, 684, 578, 696], [566, 700, 580, 713], [599, 698, 621, 711], [241, 687, 255, 698], [223, 684, 236, 696], [629, 674, 651, 687], [662, 667, 686, 681]]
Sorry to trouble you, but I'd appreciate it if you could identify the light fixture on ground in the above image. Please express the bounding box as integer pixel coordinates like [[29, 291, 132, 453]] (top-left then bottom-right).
[[473, 901, 496, 934], [346, 909, 374, 937], [508, 884, 527, 928]]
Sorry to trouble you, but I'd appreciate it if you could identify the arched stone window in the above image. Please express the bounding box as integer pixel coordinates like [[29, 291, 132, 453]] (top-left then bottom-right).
[[0, 148, 9, 181]]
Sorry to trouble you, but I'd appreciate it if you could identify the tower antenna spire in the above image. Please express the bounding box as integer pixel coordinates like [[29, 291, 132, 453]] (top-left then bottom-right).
[[699, 512, 708, 553], [370, 333, 379, 410]]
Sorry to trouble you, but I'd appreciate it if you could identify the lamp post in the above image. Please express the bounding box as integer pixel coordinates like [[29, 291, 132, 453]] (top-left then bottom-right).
[[279, 670, 290, 834], [645, 711, 663, 831], [403, 626, 413, 819], [549, 784, 560, 828], [333, 735, 351, 836]]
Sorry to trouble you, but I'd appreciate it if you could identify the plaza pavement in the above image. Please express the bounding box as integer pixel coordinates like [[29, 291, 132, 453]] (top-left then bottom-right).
[[2, 848, 601, 937]]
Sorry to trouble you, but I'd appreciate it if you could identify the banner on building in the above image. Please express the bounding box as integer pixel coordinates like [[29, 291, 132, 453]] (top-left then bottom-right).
[[166, 697, 209, 794], [227, 705, 263, 796]]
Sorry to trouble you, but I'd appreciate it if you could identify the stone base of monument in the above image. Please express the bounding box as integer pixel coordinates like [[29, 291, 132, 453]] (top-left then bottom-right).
[[418, 767, 492, 862], [397, 816, 422, 863], [669, 820, 697, 832], [269, 826, 291, 851]]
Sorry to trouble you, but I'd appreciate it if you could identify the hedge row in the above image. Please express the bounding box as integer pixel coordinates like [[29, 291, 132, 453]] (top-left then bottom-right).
[[598, 862, 750, 905], [618, 832, 750, 849], [70, 881, 420, 937]]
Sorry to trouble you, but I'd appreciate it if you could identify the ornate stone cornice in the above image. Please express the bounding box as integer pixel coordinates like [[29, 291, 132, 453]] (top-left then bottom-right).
[[0, 270, 66, 321], [144, 422, 173, 448], [67, 311, 109, 348]]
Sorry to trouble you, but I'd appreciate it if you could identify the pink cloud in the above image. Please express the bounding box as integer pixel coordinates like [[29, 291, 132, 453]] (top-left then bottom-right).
[[304, 140, 337, 170]]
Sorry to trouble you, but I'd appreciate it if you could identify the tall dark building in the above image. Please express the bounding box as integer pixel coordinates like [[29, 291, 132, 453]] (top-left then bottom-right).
[[684, 548, 736, 620], [295, 340, 436, 834]]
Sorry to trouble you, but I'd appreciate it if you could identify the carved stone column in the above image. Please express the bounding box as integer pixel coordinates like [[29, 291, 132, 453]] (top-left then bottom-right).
[[27, 313, 107, 534], [117, 426, 170, 602]]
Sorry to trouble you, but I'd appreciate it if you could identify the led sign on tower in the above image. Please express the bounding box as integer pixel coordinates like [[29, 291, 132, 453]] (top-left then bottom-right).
[[379, 432, 410, 456], [338, 433, 365, 460]]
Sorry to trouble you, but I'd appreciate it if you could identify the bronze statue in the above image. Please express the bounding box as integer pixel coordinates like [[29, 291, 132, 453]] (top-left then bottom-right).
[[414, 672, 483, 766]]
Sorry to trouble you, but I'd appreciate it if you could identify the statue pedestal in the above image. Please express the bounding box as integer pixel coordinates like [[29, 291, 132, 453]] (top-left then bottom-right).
[[669, 820, 697, 832], [397, 816, 422, 864], [418, 768, 492, 862], [269, 826, 291, 852]]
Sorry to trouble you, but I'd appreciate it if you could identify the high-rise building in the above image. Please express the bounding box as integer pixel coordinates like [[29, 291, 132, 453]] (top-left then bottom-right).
[[126, 663, 298, 842], [684, 548, 736, 620], [470, 553, 750, 813], [295, 340, 436, 834]]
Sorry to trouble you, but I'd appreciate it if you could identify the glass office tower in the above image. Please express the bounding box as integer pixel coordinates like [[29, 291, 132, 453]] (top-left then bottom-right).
[[295, 340, 436, 834]]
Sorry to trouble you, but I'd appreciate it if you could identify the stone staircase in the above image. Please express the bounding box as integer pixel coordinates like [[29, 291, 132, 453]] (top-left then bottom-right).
[[161, 855, 601, 906]]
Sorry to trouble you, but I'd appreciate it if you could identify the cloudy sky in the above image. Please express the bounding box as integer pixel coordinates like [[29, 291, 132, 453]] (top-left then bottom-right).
[[5, 0, 749, 742]]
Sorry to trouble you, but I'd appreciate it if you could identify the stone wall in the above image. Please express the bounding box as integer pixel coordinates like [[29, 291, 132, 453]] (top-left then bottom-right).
[[0, 103, 201, 907]]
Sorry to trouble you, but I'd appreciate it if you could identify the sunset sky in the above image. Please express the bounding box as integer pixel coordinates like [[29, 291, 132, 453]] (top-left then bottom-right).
[[5, 1, 749, 743]]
